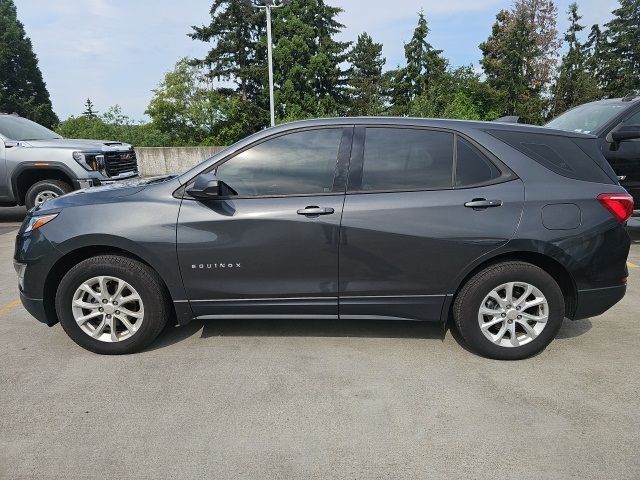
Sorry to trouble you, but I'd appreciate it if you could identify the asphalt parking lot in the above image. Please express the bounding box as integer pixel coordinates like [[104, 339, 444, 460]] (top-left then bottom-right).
[[1, 206, 639, 480]]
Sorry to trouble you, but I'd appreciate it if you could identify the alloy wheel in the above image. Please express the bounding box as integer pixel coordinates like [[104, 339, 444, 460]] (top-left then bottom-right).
[[71, 276, 145, 342], [477, 282, 549, 348]]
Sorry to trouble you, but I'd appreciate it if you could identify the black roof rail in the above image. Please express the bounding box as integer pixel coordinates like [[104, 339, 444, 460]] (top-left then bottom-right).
[[493, 115, 521, 123], [622, 92, 639, 102]]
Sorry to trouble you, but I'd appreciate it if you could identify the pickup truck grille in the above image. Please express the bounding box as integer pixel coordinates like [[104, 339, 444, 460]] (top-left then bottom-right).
[[104, 150, 138, 177]]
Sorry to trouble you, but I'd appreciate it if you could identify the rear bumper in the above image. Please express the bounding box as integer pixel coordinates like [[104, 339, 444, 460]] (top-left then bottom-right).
[[19, 291, 55, 326], [572, 284, 627, 320]]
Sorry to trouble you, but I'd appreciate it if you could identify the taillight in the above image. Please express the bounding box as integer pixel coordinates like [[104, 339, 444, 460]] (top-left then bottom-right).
[[597, 193, 634, 223]]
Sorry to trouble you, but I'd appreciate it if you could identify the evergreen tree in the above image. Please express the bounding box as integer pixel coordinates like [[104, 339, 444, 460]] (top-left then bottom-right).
[[346, 33, 385, 116], [0, 0, 58, 127], [82, 98, 98, 118], [550, 3, 601, 117], [389, 11, 447, 115], [189, 0, 349, 134], [409, 66, 500, 121], [480, 9, 544, 124], [585, 24, 608, 85], [602, 0, 640, 95], [271, 0, 350, 120], [513, 0, 562, 91], [189, 0, 267, 137]]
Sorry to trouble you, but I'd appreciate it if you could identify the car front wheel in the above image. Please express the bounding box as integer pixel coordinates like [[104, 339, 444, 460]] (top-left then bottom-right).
[[453, 261, 565, 360], [25, 179, 72, 209], [56, 255, 170, 354]]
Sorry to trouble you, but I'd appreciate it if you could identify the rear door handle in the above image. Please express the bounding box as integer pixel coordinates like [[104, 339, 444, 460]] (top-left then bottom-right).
[[297, 206, 335, 216], [464, 199, 503, 209]]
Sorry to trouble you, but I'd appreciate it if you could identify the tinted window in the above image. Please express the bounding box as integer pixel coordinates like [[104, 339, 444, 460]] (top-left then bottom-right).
[[545, 103, 626, 134], [0, 115, 61, 141], [489, 130, 612, 183], [216, 129, 343, 196], [622, 109, 640, 126], [359, 128, 453, 191], [456, 138, 501, 186]]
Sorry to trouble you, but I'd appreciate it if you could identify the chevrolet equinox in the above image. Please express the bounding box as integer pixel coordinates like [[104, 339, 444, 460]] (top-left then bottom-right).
[[14, 118, 633, 359]]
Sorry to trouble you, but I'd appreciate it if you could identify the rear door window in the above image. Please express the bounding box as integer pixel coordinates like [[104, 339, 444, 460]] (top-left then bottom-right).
[[358, 128, 453, 191]]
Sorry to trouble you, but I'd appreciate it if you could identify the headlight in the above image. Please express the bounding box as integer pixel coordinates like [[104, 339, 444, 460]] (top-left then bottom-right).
[[73, 151, 104, 171], [24, 213, 59, 233]]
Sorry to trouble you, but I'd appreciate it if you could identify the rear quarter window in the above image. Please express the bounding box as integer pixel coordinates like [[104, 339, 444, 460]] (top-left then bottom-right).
[[488, 130, 613, 184]]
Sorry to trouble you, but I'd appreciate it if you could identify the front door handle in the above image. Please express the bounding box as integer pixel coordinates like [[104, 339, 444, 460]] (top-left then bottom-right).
[[297, 206, 335, 216], [464, 199, 503, 209]]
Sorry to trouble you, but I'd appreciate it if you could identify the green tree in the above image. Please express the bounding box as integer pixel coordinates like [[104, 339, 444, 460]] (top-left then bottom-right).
[[57, 106, 171, 147], [513, 0, 561, 91], [550, 3, 600, 117], [189, 0, 267, 137], [272, 0, 350, 120], [601, 0, 640, 95], [82, 98, 98, 118], [389, 11, 447, 115], [585, 24, 608, 86], [146, 58, 229, 145], [0, 0, 58, 127], [480, 9, 545, 123], [409, 67, 500, 120], [345, 33, 385, 116]]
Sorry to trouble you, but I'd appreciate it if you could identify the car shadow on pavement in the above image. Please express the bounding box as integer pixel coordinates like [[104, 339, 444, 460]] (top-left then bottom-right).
[[145, 318, 447, 352], [555, 318, 593, 339], [146, 316, 593, 352]]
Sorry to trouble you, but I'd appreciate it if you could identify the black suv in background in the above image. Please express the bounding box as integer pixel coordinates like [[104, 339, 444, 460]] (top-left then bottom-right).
[[14, 118, 632, 360], [546, 94, 640, 211]]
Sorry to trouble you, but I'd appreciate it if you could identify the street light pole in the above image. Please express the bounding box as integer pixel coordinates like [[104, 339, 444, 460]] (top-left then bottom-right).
[[246, 0, 290, 127], [265, 4, 275, 127]]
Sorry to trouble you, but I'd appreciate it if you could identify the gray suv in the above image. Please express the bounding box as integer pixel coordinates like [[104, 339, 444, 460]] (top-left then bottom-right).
[[14, 118, 632, 359], [0, 113, 138, 209]]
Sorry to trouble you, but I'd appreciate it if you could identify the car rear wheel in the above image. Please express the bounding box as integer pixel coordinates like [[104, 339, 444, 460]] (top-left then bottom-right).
[[453, 261, 565, 360], [56, 255, 170, 354], [25, 179, 72, 209]]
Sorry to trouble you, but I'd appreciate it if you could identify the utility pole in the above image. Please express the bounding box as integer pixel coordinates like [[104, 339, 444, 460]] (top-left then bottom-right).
[[245, 0, 290, 127]]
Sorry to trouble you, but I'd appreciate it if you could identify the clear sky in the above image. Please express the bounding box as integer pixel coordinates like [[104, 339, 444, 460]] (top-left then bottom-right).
[[13, 0, 619, 121]]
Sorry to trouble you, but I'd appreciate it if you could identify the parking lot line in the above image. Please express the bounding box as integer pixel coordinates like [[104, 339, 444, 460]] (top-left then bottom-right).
[[628, 261, 639, 268], [0, 299, 20, 316]]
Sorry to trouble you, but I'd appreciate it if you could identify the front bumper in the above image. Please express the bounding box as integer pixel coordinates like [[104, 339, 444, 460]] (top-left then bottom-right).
[[572, 284, 627, 320], [19, 291, 53, 326], [75, 171, 139, 189]]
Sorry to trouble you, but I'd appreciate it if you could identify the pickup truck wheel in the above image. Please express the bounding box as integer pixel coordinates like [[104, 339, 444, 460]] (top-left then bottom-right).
[[55, 255, 171, 355], [25, 180, 72, 209], [453, 261, 565, 360]]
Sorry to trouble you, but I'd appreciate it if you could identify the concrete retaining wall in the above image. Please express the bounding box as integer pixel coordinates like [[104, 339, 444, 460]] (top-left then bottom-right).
[[135, 146, 226, 176]]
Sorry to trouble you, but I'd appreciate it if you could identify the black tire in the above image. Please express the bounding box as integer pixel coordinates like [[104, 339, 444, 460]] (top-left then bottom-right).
[[25, 179, 72, 210], [55, 255, 171, 355], [453, 261, 565, 360]]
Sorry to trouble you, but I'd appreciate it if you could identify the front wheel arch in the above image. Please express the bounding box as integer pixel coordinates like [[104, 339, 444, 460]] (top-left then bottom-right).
[[43, 246, 177, 327], [13, 166, 76, 205]]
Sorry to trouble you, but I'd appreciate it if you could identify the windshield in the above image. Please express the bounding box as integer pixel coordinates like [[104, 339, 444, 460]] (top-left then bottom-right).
[[545, 103, 627, 134], [0, 115, 62, 141]]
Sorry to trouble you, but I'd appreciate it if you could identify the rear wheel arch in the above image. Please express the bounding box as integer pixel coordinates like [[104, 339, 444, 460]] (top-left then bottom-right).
[[448, 250, 577, 321], [43, 246, 176, 326]]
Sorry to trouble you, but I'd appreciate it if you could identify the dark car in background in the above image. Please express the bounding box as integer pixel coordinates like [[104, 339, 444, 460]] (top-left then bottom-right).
[[546, 94, 640, 212], [14, 118, 632, 360]]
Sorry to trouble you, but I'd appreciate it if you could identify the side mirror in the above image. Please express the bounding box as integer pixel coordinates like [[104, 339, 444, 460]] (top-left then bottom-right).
[[608, 124, 640, 149], [186, 173, 237, 199]]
